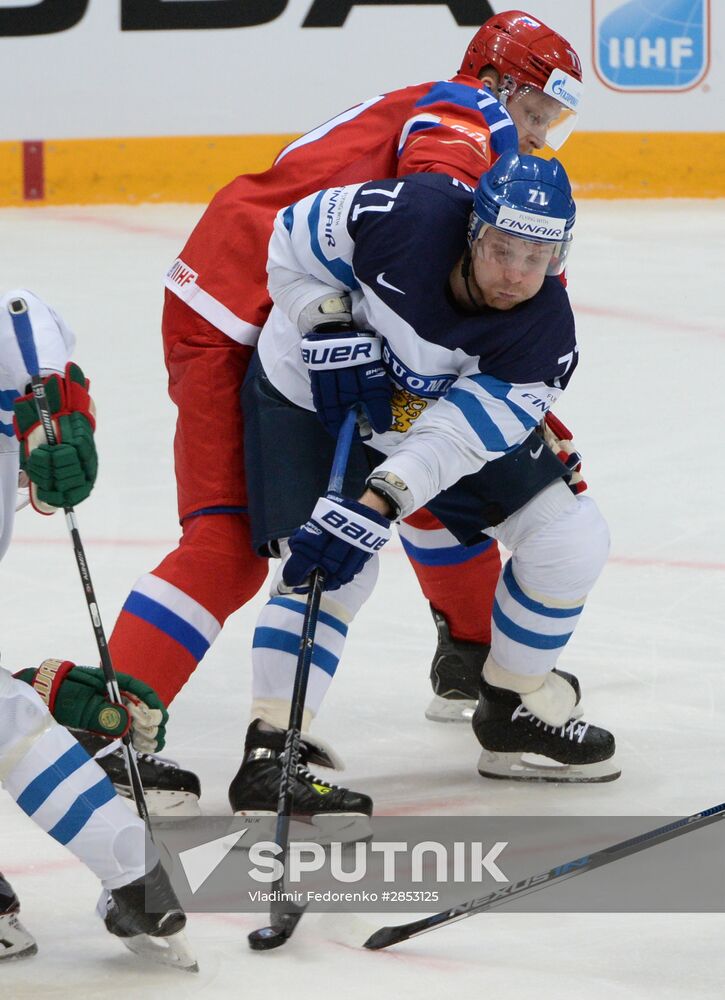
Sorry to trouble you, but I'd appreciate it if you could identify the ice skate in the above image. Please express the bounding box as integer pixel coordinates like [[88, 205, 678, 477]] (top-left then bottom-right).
[[0, 875, 37, 962], [425, 607, 489, 723], [100, 861, 197, 972], [71, 728, 201, 816], [472, 670, 620, 783], [229, 720, 373, 842]]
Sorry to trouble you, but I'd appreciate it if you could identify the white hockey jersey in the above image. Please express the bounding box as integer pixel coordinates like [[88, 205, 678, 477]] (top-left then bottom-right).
[[260, 173, 577, 514]]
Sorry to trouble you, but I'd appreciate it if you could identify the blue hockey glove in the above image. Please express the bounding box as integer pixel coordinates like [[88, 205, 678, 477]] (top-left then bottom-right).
[[301, 329, 392, 437], [283, 493, 391, 592]]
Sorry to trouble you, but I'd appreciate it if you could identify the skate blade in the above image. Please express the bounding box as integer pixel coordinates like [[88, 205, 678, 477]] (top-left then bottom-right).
[[0, 915, 38, 962], [477, 750, 621, 783], [232, 810, 372, 846], [121, 928, 199, 972], [231, 812, 319, 846], [0, 942, 38, 962], [313, 812, 373, 845], [425, 694, 476, 723], [118, 787, 201, 817]]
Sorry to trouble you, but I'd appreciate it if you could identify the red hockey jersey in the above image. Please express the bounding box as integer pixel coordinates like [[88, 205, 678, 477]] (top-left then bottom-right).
[[164, 75, 518, 345]]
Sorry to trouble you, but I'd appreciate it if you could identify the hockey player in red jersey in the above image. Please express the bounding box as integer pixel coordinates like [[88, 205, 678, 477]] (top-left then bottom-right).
[[103, 12, 585, 813]]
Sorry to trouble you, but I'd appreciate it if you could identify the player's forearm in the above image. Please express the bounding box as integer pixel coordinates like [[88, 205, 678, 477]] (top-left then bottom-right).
[[267, 206, 354, 329]]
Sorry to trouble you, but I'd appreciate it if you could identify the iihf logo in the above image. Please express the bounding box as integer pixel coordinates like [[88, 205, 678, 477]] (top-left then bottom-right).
[[592, 0, 710, 92]]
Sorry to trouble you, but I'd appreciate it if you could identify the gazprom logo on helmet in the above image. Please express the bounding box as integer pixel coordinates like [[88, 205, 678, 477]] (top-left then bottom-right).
[[495, 207, 566, 242], [593, 0, 710, 92], [543, 71, 582, 111]]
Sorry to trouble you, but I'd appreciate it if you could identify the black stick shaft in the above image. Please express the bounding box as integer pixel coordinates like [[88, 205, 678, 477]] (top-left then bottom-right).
[[267, 408, 358, 928], [364, 800, 725, 949], [8, 297, 152, 829]]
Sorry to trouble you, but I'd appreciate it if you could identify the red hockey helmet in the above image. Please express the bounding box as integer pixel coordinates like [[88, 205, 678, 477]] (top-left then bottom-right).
[[460, 10, 582, 87], [460, 11, 584, 151]]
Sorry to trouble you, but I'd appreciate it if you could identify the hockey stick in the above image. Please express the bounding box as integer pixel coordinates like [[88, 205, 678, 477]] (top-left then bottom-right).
[[248, 407, 359, 952], [8, 297, 152, 828], [363, 800, 725, 950]]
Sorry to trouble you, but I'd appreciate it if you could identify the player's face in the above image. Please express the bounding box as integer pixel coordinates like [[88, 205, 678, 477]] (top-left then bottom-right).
[[508, 87, 564, 153], [471, 229, 553, 309]]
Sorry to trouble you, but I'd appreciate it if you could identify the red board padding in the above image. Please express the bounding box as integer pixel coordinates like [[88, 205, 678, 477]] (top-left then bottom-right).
[[22, 141, 44, 200]]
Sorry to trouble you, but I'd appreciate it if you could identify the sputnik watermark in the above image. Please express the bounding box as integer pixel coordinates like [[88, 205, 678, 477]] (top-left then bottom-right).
[[177, 831, 509, 892], [213, 837, 507, 886]]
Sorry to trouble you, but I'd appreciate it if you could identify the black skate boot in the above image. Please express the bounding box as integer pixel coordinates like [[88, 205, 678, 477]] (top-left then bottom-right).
[[70, 729, 201, 817], [101, 862, 197, 972], [229, 720, 373, 842], [425, 606, 489, 723], [0, 874, 37, 962], [472, 670, 620, 782]]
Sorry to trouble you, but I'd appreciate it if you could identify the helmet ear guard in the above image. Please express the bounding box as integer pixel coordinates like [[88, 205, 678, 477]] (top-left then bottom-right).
[[469, 152, 576, 276]]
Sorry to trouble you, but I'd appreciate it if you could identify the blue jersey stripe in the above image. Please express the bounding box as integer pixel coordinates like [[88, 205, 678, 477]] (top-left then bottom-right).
[[282, 204, 294, 234], [493, 598, 573, 650], [468, 374, 540, 432], [0, 420, 14, 437], [123, 592, 209, 661], [48, 777, 117, 846], [503, 562, 583, 619], [183, 505, 247, 519], [268, 596, 348, 638], [16, 742, 89, 816], [445, 387, 510, 452], [308, 191, 358, 289], [400, 534, 494, 567], [413, 83, 517, 158], [0, 388, 20, 409], [253, 626, 339, 678]]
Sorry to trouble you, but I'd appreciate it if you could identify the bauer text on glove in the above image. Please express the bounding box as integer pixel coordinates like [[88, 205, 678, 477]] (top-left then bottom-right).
[[282, 493, 391, 592], [301, 328, 392, 437]]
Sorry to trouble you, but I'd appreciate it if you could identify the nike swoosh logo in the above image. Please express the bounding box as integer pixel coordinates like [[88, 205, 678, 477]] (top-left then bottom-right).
[[376, 272, 405, 295], [530, 443, 544, 460]]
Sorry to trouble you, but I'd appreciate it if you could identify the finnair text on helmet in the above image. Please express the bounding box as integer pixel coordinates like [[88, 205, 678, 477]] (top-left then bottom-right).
[[495, 206, 566, 241]]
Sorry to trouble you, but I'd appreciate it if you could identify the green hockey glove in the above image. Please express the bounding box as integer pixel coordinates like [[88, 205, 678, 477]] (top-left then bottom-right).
[[15, 660, 168, 752], [13, 362, 97, 513]]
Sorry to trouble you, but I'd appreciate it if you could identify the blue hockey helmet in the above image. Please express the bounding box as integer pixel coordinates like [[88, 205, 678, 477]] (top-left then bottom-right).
[[469, 152, 576, 275]]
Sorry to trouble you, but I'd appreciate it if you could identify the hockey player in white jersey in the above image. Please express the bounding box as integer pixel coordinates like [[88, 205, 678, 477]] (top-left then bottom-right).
[[234, 152, 618, 826], [0, 290, 195, 969]]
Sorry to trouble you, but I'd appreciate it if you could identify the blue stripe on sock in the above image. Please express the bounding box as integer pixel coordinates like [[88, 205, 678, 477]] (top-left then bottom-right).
[[48, 777, 118, 846], [492, 598, 572, 651], [502, 562, 583, 619], [123, 591, 209, 661], [268, 596, 348, 637], [16, 742, 89, 816], [400, 535, 494, 567], [253, 626, 340, 678]]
